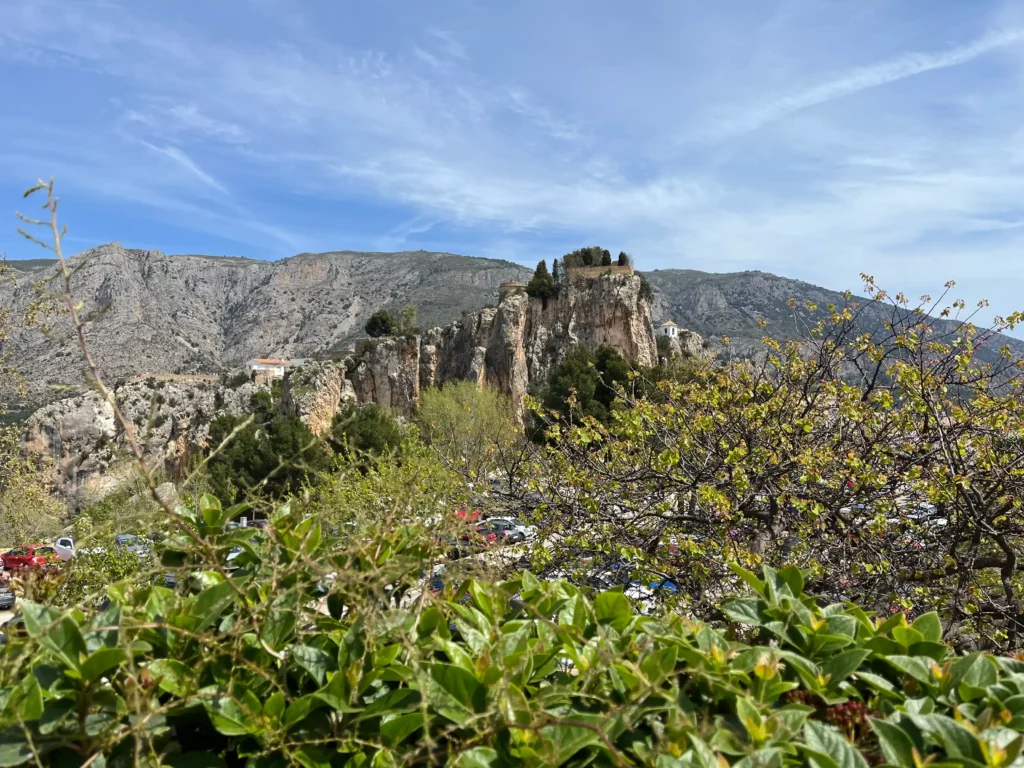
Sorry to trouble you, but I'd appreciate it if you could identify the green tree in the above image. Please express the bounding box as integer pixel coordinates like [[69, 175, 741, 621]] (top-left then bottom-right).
[[551, 258, 564, 290], [365, 309, 399, 338], [330, 403, 403, 459], [0, 426, 64, 545], [617, 251, 633, 267], [523, 279, 1024, 649], [206, 393, 331, 502], [417, 381, 520, 481], [562, 246, 606, 268], [600, 249, 612, 266], [398, 305, 419, 336], [525, 259, 555, 300], [656, 333, 672, 359], [538, 344, 631, 424]]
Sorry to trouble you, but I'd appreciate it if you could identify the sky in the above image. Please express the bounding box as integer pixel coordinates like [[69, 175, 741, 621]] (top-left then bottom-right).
[[2, 0, 1024, 323]]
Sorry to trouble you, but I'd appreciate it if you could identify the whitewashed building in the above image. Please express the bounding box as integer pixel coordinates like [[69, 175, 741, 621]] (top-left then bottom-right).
[[245, 358, 289, 379], [658, 320, 679, 338]]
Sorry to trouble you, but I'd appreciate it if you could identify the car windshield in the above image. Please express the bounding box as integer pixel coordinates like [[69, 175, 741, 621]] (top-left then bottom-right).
[[35, 547, 55, 555], [115, 535, 139, 545]]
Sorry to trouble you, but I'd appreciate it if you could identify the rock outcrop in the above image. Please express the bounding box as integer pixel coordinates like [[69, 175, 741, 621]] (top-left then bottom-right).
[[349, 337, 421, 418], [347, 270, 657, 418], [23, 269, 659, 504], [24, 376, 271, 508], [2, 244, 532, 406], [282, 361, 355, 436]]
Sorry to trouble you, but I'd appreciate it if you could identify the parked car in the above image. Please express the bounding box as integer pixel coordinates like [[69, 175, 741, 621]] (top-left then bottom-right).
[[0, 583, 14, 610], [55, 536, 75, 562], [1, 546, 58, 571], [485, 517, 537, 543], [114, 534, 150, 558]]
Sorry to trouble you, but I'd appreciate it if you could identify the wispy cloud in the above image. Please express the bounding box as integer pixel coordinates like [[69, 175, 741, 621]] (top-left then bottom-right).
[[141, 142, 229, 195], [427, 27, 468, 61], [708, 27, 1024, 139]]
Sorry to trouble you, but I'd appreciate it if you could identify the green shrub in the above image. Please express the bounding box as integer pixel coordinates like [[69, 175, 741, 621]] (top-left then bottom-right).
[[536, 343, 631, 424], [205, 392, 332, 503], [417, 381, 520, 481], [1, 498, 1021, 766], [365, 309, 400, 338], [330, 403, 404, 459]]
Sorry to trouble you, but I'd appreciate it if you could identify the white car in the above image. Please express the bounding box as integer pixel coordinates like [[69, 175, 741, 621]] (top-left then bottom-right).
[[486, 518, 537, 543], [55, 536, 76, 562]]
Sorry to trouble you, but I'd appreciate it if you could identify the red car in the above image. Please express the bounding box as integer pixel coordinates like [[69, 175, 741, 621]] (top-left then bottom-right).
[[2, 546, 58, 571]]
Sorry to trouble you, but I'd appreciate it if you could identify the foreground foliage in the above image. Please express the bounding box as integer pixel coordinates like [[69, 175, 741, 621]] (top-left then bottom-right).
[[3, 497, 1024, 766], [523, 279, 1024, 651]]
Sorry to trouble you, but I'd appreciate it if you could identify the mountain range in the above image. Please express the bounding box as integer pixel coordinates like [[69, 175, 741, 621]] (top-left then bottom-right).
[[2, 243, 1018, 409]]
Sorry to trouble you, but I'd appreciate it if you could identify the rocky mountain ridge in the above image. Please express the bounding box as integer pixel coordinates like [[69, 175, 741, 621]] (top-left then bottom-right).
[[7, 245, 1022, 409], [25, 271, 658, 506], [1, 244, 532, 406]]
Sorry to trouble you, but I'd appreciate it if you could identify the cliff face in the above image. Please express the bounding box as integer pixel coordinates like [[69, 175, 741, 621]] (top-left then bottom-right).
[[1, 244, 532, 406], [23, 377, 272, 508], [282, 361, 355, 437], [359, 271, 656, 417]]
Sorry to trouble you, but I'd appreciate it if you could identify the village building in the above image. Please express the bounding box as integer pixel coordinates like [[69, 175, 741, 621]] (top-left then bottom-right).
[[243, 358, 303, 379], [658, 320, 679, 338]]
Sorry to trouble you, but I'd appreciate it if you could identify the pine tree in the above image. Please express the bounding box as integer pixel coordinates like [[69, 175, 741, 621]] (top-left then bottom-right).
[[551, 258, 564, 288], [526, 259, 555, 300], [600, 251, 612, 266]]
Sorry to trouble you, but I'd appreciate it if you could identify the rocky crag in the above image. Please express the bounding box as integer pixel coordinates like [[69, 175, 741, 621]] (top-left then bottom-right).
[[24, 377, 273, 507], [350, 270, 658, 417], [25, 270, 662, 506]]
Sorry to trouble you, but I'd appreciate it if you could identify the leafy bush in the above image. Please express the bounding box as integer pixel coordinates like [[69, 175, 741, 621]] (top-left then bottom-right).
[[330, 403, 403, 459], [2, 496, 1023, 766], [536, 343, 631, 424], [638, 272, 654, 301], [206, 392, 332, 503], [365, 309, 400, 338], [417, 381, 521, 481], [656, 333, 672, 359], [562, 246, 612, 268], [365, 307, 419, 339]]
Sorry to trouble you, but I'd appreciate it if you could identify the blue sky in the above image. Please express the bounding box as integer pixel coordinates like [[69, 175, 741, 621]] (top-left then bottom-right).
[[3, 0, 1024, 322]]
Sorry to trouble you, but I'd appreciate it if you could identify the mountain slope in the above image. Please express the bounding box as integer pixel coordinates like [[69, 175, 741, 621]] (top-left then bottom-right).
[[645, 268, 1024, 359], [0, 244, 531, 404]]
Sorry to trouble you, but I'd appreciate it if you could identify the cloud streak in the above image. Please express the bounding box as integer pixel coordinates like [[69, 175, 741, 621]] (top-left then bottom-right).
[[141, 142, 229, 195], [709, 27, 1024, 138]]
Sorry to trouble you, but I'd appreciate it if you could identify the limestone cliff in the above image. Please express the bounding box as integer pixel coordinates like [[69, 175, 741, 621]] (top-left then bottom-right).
[[23, 376, 272, 508], [349, 337, 421, 417], [23, 270, 657, 504], [364, 271, 657, 415], [282, 361, 355, 436]]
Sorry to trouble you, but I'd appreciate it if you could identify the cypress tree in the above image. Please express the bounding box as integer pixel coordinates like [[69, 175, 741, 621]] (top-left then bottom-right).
[[526, 259, 555, 300]]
